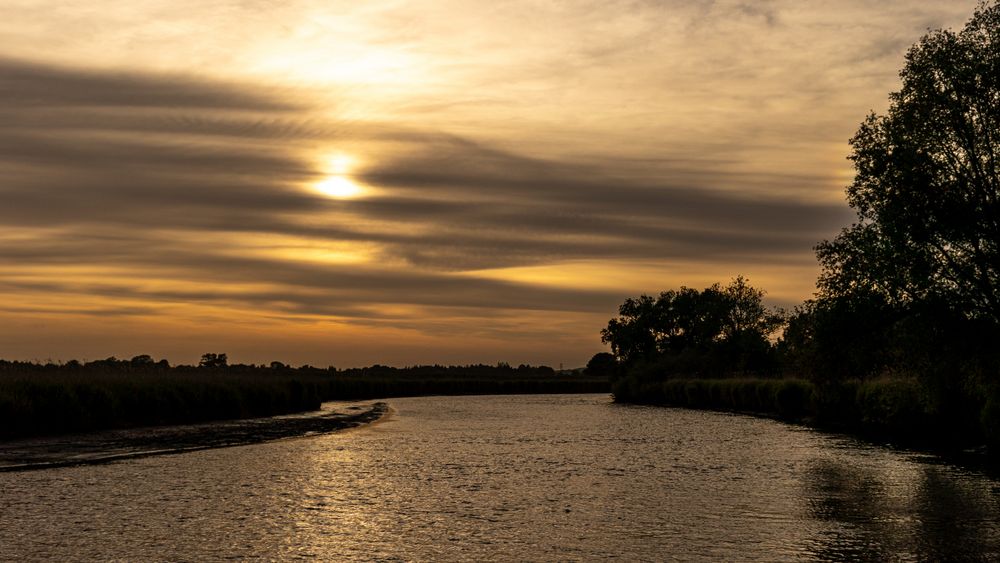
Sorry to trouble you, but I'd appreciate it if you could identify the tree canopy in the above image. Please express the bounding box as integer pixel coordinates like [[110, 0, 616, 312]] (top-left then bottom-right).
[[601, 277, 784, 375], [816, 1, 1000, 323], [198, 353, 228, 368]]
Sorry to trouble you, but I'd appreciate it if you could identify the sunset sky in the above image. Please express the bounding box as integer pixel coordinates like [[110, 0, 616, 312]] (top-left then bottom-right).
[[0, 0, 980, 367]]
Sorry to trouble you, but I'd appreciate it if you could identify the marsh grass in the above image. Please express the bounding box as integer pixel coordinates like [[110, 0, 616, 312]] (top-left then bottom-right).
[[0, 370, 322, 438], [615, 376, 814, 420], [0, 364, 608, 439], [612, 374, 985, 449]]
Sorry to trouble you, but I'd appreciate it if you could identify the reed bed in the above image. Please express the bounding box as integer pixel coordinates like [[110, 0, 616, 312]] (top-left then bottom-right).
[[0, 363, 608, 439]]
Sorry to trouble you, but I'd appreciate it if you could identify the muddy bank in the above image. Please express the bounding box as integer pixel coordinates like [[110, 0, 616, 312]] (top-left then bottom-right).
[[0, 401, 387, 472]]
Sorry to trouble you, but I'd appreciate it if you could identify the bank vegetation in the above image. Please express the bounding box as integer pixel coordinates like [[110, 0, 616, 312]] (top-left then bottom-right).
[[0, 359, 607, 439]]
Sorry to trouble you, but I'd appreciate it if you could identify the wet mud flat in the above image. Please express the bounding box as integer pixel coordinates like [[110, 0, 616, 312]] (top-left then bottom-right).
[[0, 401, 387, 472]]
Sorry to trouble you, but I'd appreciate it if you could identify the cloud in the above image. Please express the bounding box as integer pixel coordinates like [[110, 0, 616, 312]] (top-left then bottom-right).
[[0, 57, 297, 110], [0, 57, 850, 321], [0, 0, 983, 365]]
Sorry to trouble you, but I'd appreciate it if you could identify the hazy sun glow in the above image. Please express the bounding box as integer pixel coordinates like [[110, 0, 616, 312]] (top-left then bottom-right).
[[316, 176, 363, 198], [328, 153, 354, 174], [314, 153, 366, 199]]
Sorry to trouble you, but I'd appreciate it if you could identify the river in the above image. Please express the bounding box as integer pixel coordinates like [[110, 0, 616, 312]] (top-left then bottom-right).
[[2, 394, 999, 561]]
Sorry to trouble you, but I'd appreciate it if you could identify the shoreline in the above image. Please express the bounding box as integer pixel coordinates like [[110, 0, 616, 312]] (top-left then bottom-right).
[[0, 401, 388, 472], [612, 393, 999, 473]]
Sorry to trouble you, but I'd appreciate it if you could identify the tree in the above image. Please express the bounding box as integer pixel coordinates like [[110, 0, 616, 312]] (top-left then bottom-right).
[[816, 1, 1000, 323], [721, 276, 785, 340], [130, 354, 154, 367], [602, 294, 662, 363], [778, 293, 899, 382], [199, 353, 228, 368], [586, 352, 618, 377], [600, 277, 784, 375]]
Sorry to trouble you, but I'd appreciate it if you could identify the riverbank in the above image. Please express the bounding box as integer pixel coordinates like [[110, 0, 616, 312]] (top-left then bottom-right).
[[611, 375, 991, 455], [0, 363, 608, 439], [0, 401, 388, 472]]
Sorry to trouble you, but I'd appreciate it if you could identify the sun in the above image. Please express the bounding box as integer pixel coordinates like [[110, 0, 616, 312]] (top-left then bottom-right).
[[313, 152, 366, 199], [316, 176, 363, 199]]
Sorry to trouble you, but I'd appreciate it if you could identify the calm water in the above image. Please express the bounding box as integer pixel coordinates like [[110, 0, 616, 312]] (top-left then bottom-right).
[[2, 394, 1000, 561]]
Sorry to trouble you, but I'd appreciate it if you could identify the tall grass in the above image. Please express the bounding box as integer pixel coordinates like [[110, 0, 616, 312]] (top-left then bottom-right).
[[613, 376, 812, 421], [0, 364, 609, 439], [612, 374, 986, 449], [0, 371, 323, 438]]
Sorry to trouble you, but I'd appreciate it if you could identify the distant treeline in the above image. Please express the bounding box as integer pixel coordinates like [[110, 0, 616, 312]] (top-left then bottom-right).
[[594, 4, 1000, 455], [0, 355, 565, 377], [0, 358, 607, 439]]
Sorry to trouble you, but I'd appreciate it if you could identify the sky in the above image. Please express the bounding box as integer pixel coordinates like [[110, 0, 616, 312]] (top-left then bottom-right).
[[0, 0, 981, 367]]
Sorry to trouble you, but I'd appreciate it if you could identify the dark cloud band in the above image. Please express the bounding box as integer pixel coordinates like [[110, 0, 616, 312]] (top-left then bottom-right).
[[1, 57, 845, 323]]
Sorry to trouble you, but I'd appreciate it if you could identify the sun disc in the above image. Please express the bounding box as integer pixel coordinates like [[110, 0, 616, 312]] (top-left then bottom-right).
[[316, 176, 363, 199]]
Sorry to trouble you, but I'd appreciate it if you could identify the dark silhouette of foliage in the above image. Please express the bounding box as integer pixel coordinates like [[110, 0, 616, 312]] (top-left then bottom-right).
[[777, 292, 900, 382], [0, 358, 607, 439], [585, 352, 617, 377], [816, 1, 1000, 324], [600, 294, 661, 364], [601, 276, 784, 378], [130, 354, 154, 367], [199, 353, 228, 368]]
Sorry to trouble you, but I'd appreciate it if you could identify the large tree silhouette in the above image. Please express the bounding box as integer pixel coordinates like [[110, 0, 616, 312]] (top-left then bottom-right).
[[816, 1, 1000, 323], [601, 277, 783, 374]]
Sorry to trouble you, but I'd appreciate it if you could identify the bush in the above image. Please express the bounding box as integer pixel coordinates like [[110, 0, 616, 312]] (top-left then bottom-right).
[[855, 378, 932, 439], [981, 388, 1000, 450], [772, 380, 811, 420]]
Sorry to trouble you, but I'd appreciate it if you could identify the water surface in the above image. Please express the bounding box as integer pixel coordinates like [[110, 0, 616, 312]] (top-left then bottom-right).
[[2, 394, 999, 561]]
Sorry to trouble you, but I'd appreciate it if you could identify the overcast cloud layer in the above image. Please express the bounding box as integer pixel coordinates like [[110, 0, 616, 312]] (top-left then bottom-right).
[[0, 1, 980, 366]]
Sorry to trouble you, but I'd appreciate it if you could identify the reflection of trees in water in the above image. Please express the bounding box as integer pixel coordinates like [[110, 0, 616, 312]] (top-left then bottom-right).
[[912, 466, 1000, 560], [802, 457, 1000, 561], [802, 459, 895, 561]]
